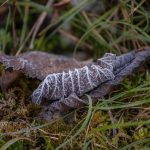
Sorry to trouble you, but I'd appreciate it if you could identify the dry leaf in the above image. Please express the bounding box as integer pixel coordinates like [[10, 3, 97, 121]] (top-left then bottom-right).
[[0, 51, 85, 79], [31, 53, 116, 104], [0, 51, 85, 91], [36, 49, 150, 121]]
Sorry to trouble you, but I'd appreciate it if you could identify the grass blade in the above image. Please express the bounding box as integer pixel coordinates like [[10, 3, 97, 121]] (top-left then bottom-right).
[[55, 95, 93, 150]]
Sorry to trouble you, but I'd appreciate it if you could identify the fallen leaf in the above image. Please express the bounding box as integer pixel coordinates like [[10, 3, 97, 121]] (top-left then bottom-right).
[[0, 51, 85, 80], [37, 49, 150, 121], [0, 51, 85, 90]]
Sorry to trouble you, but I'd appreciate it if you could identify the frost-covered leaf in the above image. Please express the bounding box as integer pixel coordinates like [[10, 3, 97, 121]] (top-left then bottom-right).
[[0, 51, 84, 80], [0, 51, 85, 90], [37, 49, 150, 121], [31, 51, 136, 105], [31, 53, 116, 104]]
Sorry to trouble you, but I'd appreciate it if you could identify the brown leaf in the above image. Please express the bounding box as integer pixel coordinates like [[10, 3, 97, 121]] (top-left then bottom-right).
[[0, 51, 84, 80], [0, 51, 85, 91]]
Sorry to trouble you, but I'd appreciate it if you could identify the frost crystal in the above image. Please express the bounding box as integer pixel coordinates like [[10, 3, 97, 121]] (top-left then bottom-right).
[[32, 53, 116, 104]]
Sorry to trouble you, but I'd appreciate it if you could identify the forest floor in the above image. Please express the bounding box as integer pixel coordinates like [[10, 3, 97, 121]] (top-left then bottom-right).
[[0, 0, 150, 149]]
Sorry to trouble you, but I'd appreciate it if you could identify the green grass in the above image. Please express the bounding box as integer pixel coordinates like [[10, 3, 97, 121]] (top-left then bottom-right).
[[0, 0, 150, 149]]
